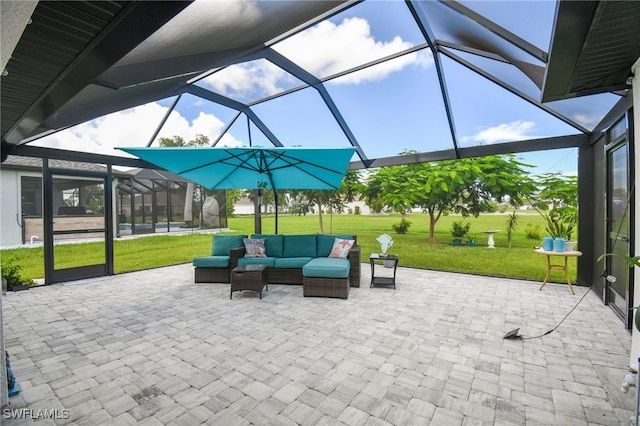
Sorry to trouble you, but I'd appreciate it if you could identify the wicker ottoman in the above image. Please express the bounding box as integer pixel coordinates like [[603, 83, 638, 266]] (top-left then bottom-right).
[[303, 276, 349, 299], [230, 264, 268, 299]]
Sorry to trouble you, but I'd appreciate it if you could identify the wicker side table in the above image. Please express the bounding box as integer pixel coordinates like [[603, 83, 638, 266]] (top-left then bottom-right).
[[230, 264, 268, 299]]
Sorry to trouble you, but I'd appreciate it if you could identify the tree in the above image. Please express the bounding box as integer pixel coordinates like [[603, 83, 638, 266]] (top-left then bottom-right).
[[157, 134, 210, 147], [298, 169, 362, 233], [157, 134, 210, 226], [371, 154, 536, 244], [531, 172, 578, 214], [529, 172, 578, 241], [223, 189, 243, 216], [360, 169, 386, 214]]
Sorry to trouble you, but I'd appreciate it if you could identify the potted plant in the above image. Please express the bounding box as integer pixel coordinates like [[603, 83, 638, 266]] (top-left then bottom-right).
[[466, 233, 477, 247], [543, 209, 577, 250], [451, 221, 471, 246]]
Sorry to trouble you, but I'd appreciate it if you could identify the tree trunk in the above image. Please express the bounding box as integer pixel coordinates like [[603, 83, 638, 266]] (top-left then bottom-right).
[[428, 212, 437, 244]]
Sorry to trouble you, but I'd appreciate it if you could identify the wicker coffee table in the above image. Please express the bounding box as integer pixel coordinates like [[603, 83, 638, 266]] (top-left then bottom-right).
[[230, 264, 268, 299]]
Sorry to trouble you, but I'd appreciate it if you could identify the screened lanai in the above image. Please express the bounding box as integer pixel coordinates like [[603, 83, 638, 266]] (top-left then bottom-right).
[[1, 0, 639, 349], [3, 1, 628, 162], [116, 168, 229, 236]]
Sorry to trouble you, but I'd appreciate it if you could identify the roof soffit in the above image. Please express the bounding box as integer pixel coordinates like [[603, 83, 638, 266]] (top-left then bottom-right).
[[543, 0, 640, 101], [1, 1, 192, 146]]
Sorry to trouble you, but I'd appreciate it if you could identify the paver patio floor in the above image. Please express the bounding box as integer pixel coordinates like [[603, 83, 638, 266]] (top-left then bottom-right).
[[1, 263, 635, 425]]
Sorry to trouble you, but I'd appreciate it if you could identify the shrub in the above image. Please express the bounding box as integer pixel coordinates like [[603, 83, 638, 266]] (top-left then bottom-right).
[[354, 206, 360, 215], [392, 218, 412, 234], [525, 223, 542, 240], [451, 220, 471, 238], [1, 255, 35, 290]]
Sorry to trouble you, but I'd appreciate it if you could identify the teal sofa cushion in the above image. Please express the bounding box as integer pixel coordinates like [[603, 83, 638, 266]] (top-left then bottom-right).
[[251, 234, 284, 257], [238, 257, 276, 268], [317, 234, 353, 257], [303, 258, 350, 278], [274, 257, 313, 269], [193, 256, 229, 268], [283, 234, 317, 258], [212, 235, 245, 256]]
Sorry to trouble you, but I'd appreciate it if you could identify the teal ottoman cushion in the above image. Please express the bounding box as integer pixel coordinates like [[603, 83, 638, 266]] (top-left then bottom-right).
[[212, 235, 245, 256], [193, 256, 229, 268], [283, 234, 317, 257], [303, 258, 350, 278], [317, 234, 353, 257], [251, 234, 284, 257], [274, 257, 313, 269]]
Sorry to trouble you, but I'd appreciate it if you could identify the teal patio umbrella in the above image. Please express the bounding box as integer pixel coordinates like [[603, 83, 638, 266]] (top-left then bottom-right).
[[118, 146, 356, 233]]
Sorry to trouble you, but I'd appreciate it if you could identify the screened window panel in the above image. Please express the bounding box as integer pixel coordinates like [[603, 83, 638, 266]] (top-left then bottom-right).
[[325, 54, 454, 159], [440, 56, 579, 149], [444, 49, 543, 101], [415, 1, 545, 70], [251, 87, 354, 150], [195, 59, 305, 104], [34, 100, 182, 155], [545, 94, 622, 131], [457, 0, 556, 51], [524, 148, 578, 176], [272, 0, 426, 81]]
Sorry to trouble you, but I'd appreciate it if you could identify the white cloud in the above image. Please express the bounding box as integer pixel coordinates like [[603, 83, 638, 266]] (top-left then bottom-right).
[[199, 16, 431, 99], [462, 120, 538, 145], [200, 60, 295, 101], [275, 17, 428, 84], [31, 102, 243, 156], [572, 113, 597, 129]]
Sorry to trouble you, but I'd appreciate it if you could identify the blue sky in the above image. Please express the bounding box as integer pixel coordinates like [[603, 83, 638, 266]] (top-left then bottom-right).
[[32, 0, 622, 177]]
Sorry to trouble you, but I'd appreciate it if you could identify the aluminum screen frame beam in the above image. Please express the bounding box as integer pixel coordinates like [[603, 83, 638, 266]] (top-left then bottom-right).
[[349, 134, 587, 169]]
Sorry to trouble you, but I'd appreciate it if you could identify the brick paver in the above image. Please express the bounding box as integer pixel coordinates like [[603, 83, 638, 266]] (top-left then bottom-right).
[[1, 263, 634, 424]]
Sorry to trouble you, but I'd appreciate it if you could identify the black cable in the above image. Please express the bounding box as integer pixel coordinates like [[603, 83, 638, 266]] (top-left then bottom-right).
[[519, 286, 592, 340], [510, 181, 635, 341]]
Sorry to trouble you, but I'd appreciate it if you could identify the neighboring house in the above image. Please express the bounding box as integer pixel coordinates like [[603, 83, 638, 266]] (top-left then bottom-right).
[[233, 195, 371, 216], [344, 195, 371, 216], [0, 156, 131, 247], [233, 197, 258, 215], [0, 158, 231, 247]]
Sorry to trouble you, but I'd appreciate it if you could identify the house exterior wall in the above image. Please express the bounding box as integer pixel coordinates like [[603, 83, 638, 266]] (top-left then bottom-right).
[[0, 168, 25, 247]]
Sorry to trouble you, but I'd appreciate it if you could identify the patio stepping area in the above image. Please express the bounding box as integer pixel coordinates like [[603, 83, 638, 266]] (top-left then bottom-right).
[[1, 263, 634, 425]]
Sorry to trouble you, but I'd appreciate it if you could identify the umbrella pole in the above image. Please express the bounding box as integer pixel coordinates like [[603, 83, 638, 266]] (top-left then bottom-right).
[[254, 189, 262, 234], [274, 190, 279, 234]]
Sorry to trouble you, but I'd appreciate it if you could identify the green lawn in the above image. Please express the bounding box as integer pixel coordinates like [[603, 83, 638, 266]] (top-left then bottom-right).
[[1, 212, 577, 284]]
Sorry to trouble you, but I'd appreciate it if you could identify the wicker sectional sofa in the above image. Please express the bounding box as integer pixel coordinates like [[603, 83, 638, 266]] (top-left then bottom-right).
[[193, 233, 361, 298]]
